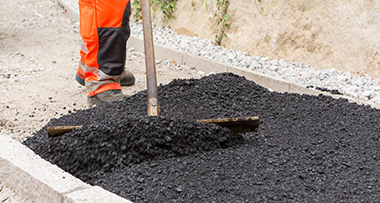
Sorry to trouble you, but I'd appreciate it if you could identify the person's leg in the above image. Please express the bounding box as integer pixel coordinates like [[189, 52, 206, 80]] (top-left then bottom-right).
[[77, 0, 132, 106]]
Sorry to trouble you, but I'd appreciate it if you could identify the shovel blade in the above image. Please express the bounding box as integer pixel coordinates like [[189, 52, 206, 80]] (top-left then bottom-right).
[[198, 116, 260, 133]]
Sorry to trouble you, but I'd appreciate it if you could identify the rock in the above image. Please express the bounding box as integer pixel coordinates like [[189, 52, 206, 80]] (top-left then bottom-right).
[[269, 65, 280, 72], [249, 61, 261, 69], [369, 96, 380, 104]]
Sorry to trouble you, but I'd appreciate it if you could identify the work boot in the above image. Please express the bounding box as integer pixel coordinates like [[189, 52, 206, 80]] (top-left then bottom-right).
[[120, 70, 136, 86], [76, 70, 135, 86], [87, 90, 125, 107]]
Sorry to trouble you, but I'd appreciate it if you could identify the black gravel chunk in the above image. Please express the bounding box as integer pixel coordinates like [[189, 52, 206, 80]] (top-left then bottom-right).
[[307, 85, 343, 95], [24, 73, 380, 202]]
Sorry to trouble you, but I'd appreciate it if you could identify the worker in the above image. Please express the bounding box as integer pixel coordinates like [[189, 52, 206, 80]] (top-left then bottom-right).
[[75, 0, 135, 106]]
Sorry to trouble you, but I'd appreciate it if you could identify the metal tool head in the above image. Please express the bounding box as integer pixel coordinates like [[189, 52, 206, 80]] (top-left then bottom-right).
[[198, 116, 260, 133]]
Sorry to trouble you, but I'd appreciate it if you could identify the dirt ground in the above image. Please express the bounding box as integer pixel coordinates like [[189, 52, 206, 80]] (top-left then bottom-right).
[[0, 0, 201, 142]]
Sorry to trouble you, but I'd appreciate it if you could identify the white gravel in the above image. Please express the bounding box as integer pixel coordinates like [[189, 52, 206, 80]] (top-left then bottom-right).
[[65, 0, 380, 104]]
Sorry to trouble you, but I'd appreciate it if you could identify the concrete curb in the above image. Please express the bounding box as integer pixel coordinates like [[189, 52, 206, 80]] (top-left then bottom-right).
[[0, 135, 132, 203]]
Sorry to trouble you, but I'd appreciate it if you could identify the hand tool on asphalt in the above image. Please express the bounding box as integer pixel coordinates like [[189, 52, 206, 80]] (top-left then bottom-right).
[[47, 117, 259, 136], [141, 0, 159, 116], [47, 0, 260, 137], [138, 0, 260, 133]]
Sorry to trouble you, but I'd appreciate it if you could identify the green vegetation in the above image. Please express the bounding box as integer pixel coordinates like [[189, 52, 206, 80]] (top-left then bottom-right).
[[214, 0, 230, 45], [256, 0, 264, 12], [132, 0, 142, 22], [131, 0, 178, 23], [151, 0, 177, 22], [132, 0, 264, 45]]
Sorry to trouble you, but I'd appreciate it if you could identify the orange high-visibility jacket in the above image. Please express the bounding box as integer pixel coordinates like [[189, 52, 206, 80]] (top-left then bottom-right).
[[77, 0, 131, 96]]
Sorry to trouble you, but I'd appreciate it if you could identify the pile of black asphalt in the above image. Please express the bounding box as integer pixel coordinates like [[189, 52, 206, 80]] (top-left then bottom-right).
[[24, 73, 380, 202]]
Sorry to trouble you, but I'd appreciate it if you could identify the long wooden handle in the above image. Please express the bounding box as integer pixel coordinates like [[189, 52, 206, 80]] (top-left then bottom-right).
[[46, 117, 260, 136], [141, 0, 160, 116]]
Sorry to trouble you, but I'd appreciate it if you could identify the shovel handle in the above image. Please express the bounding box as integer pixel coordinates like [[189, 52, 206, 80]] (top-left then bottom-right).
[[141, 0, 160, 116], [46, 116, 260, 137]]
